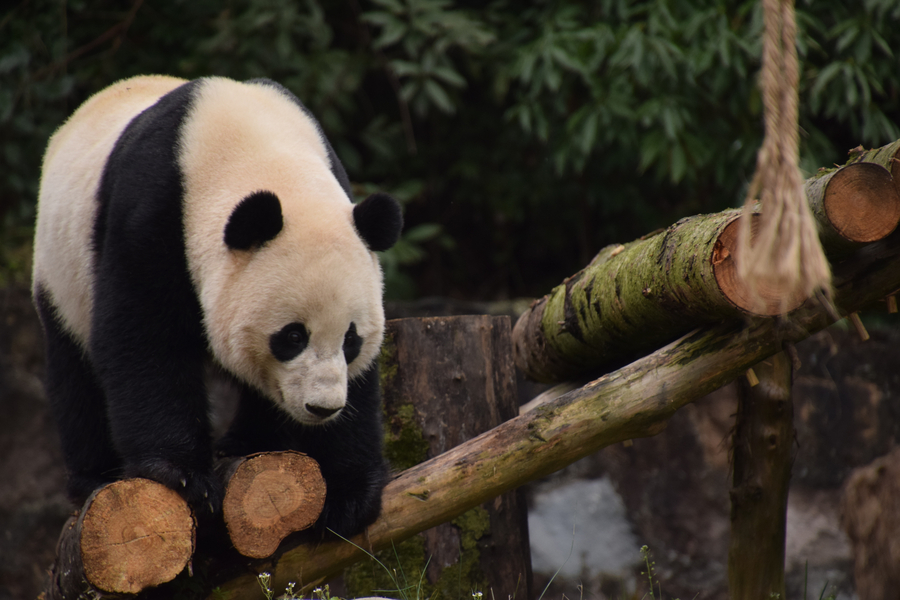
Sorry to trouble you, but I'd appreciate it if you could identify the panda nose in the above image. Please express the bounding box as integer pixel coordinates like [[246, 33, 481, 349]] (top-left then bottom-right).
[[306, 403, 340, 419]]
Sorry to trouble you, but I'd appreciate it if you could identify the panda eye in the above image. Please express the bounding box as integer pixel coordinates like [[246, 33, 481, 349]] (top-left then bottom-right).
[[343, 322, 362, 364], [270, 323, 309, 362]]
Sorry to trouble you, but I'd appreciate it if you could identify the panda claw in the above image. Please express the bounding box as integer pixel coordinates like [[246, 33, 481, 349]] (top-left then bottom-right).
[[203, 490, 208, 498], [180, 477, 188, 488]]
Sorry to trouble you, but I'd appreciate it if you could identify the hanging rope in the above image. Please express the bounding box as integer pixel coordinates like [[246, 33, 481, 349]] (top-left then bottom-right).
[[735, 0, 831, 312]]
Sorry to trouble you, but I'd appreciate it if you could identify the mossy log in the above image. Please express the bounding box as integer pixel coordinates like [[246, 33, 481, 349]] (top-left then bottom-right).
[[728, 352, 794, 599], [43, 479, 196, 599], [512, 209, 773, 383], [209, 226, 900, 600], [514, 139, 900, 383]]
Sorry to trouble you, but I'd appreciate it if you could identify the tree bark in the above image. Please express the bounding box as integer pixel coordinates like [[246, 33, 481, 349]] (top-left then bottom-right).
[[220, 451, 326, 559], [728, 352, 794, 600], [44, 479, 196, 599], [353, 316, 531, 600], [209, 226, 900, 600], [513, 139, 900, 383]]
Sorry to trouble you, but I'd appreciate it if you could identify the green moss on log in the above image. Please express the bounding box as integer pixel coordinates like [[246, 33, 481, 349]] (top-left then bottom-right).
[[384, 403, 430, 472], [517, 210, 743, 382], [379, 334, 429, 472]]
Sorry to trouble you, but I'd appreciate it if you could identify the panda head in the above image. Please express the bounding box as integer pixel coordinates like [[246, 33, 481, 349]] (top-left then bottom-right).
[[215, 189, 402, 425]]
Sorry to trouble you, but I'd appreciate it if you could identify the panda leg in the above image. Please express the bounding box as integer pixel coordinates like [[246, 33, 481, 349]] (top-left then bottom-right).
[[35, 287, 120, 505], [306, 365, 388, 538], [86, 260, 222, 512]]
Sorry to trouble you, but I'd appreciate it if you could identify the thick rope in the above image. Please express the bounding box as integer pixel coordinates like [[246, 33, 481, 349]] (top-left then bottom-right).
[[735, 0, 831, 312]]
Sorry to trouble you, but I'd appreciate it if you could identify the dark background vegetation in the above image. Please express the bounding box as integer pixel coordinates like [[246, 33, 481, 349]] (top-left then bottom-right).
[[2, 0, 899, 300]]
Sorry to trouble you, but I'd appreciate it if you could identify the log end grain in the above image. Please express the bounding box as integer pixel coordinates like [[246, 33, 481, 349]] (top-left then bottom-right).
[[80, 478, 195, 594], [712, 216, 807, 316], [223, 451, 326, 559], [824, 162, 900, 243]]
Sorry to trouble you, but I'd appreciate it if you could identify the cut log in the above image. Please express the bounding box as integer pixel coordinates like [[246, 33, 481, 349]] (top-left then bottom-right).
[[806, 161, 900, 252], [209, 221, 900, 600], [351, 316, 531, 600], [728, 352, 794, 599], [221, 451, 326, 559], [44, 479, 195, 599], [514, 139, 900, 383]]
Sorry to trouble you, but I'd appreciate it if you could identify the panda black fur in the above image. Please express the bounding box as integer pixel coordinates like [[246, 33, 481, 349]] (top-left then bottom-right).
[[32, 75, 403, 538]]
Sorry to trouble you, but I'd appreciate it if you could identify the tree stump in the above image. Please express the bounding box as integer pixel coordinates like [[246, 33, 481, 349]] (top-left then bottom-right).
[[44, 478, 195, 599], [346, 315, 532, 600], [221, 451, 326, 558]]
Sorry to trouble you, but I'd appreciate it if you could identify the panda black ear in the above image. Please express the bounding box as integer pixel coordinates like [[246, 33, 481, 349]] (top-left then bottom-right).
[[353, 193, 403, 252], [224, 191, 284, 250]]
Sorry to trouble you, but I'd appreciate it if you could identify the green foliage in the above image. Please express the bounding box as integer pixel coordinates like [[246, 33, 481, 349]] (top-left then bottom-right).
[[363, 0, 493, 116], [2, 0, 899, 298]]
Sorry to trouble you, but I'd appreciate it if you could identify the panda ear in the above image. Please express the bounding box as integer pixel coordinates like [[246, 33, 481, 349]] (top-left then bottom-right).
[[224, 191, 284, 250], [353, 193, 403, 252]]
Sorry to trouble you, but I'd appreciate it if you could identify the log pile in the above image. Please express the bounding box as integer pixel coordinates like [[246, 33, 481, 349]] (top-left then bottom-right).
[[513, 141, 900, 382], [43, 451, 325, 598]]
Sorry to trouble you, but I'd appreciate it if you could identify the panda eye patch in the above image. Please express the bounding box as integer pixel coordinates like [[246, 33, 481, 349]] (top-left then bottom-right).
[[270, 323, 309, 362], [343, 322, 362, 364]]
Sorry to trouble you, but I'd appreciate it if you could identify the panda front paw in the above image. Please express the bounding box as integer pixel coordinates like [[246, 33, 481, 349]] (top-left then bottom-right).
[[125, 458, 224, 515]]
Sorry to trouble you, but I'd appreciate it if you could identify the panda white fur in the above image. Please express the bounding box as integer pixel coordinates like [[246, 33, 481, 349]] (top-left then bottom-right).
[[32, 75, 402, 537]]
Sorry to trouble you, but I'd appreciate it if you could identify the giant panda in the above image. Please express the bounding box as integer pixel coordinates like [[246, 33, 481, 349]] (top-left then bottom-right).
[[32, 75, 403, 538]]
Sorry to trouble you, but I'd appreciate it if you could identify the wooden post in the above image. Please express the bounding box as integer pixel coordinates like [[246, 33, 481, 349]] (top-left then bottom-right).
[[347, 316, 532, 600], [728, 352, 794, 599]]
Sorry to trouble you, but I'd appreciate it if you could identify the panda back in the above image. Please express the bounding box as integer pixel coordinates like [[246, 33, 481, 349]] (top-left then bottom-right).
[[32, 75, 188, 347]]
